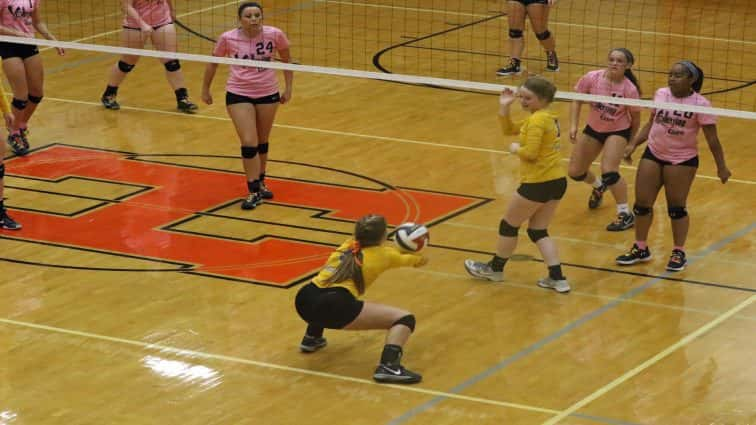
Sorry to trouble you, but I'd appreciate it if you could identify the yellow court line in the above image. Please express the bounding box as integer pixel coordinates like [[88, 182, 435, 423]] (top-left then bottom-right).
[[313, 0, 755, 46], [0, 317, 559, 416], [540, 294, 756, 425], [39, 96, 756, 186]]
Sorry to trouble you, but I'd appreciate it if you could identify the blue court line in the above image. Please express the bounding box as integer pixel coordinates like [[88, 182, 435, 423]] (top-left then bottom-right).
[[389, 222, 756, 425]]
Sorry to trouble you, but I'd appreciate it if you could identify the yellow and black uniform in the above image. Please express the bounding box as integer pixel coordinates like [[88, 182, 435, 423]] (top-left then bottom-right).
[[500, 109, 567, 202], [295, 239, 423, 328]]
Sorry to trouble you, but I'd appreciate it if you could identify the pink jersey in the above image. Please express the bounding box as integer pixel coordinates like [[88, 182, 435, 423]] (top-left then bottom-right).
[[648, 87, 716, 164], [574, 70, 640, 133], [0, 0, 39, 36], [213, 26, 290, 98], [123, 0, 172, 29]]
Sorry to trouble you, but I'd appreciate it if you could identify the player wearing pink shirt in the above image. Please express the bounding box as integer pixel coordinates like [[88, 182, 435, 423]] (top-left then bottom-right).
[[101, 0, 197, 113], [568, 48, 641, 231], [0, 0, 64, 155], [618, 61, 730, 272], [201, 2, 293, 210]]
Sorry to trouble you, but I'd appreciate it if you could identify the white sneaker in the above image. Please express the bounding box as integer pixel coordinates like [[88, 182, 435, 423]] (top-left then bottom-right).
[[537, 277, 570, 293], [464, 260, 503, 282]]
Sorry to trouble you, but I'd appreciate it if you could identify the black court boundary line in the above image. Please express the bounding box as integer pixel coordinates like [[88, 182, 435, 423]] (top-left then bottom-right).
[[371, 15, 756, 99], [432, 243, 756, 293]]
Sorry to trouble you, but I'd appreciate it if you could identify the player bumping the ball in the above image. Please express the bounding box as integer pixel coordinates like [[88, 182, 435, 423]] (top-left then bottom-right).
[[294, 214, 429, 384], [465, 77, 570, 293]]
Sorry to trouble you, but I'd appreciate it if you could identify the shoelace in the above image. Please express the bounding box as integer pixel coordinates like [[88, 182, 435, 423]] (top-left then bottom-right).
[[670, 252, 684, 263]]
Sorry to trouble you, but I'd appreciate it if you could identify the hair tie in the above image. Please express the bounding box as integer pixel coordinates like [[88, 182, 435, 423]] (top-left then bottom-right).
[[350, 241, 363, 266], [677, 61, 699, 81]]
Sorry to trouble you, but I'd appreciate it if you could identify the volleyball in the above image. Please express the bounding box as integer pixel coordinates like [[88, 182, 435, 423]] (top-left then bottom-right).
[[393, 223, 430, 252]]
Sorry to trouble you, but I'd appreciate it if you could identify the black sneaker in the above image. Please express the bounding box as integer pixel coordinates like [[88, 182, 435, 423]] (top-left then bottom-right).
[[101, 95, 120, 110], [496, 59, 522, 76], [666, 249, 687, 272], [259, 182, 274, 199], [0, 208, 22, 230], [6, 132, 28, 156], [373, 363, 422, 384], [606, 212, 635, 232], [241, 192, 263, 210], [616, 243, 652, 265], [299, 336, 327, 353], [546, 51, 559, 72], [588, 184, 606, 209], [177, 98, 198, 113]]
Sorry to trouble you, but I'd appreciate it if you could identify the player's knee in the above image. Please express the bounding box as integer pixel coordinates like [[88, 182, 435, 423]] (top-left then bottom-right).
[[569, 172, 588, 182], [27, 94, 43, 104], [536, 30, 552, 41], [633, 204, 652, 216], [258, 142, 269, 154], [241, 146, 258, 159], [11, 98, 27, 110], [668, 206, 688, 220], [601, 171, 620, 187], [392, 314, 416, 332], [118, 60, 135, 73], [509, 29, 523, 39], [499, 219, 519, 237], [527, 228, 548, 243], [164, 59, 181, 72]]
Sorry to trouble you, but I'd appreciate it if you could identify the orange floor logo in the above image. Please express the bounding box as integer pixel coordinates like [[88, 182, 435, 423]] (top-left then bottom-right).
[[4, 145, 490, 287]]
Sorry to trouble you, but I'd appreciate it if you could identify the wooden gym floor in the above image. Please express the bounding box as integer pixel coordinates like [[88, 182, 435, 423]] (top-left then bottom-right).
[[1, 1, 754, 424]]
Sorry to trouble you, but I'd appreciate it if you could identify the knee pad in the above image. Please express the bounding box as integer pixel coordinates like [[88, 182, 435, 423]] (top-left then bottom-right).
[[27, 94, 42, 104], [118, 60, 135, 73], [569, 172, 588, 182], [499, 219, 519, 237], [11, 98, 27, 110], [164, 59, 181, 72], [258, 142, 269, 154], [393, 314, 416, 332], [0, 163, 5, 178], [241, 146, 258, 159], [536, 30, 552, 41], [633, 204, 652, 216], [527, 228, 549, 243], [509, 29, 523, 39], [668, 206, 688, 220], [601, 171, 620, 187]]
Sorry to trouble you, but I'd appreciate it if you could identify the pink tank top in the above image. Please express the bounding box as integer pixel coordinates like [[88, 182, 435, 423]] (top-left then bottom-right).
[[0, 0, 39, 36], [213, 26, 290, 98], [647, 87, 717, 164], [574, 70, 640, 133], [123, 0, 172, 29]]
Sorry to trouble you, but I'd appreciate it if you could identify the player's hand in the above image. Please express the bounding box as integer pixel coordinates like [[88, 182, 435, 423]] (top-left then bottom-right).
[[201, 91, 213, 105], [569, 126, 578, 143], [509, 142, 520, 153], [55, 47, 65, 56], [718, 166, 731, 184], [140, 24, 153, 36], [623, 143, 636, 163], [499, 88, 517, 106], [3, 113, 13, 129], [280, 89, 292, 104]]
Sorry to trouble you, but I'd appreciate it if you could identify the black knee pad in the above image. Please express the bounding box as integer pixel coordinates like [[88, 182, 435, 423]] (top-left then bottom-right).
[[393, 314, 416, 332], [11, 98, 27, 110], [258, 142, 269, 154], [633, 204, 652, 216], [536, 30, 552, 41], [118, 60, 135, 73], [0, 163, 5, 178], [668, 206, 688, 220], [569, 172, 588, 182], [499, 219, 519, 237], [601, 171, 620, 187], [509, 29, 523, 39], [164, 59, 181, 72], [28, 94, 42, 104], [527, 228, 549, 243], [241, 146, 258, 159]]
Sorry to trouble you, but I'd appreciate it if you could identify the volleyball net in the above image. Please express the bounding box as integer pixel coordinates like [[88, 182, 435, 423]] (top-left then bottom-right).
[[37, 0, 755, 113]]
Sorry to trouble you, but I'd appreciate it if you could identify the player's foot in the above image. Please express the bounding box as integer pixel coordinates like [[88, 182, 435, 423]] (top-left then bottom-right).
[[101, 95, 120, 110], [7, 132, 28, 156], [537, 276, 571, 293], [299, 335, 327, 353], [546, 51, 560, 72], [177, 98, 198, 113], [259, 182, 274, 199], [373, 363, 422, 384], [588, 184, 606, 209], [606, 212, 635, 231], [616, 243, 652, 265], [0, 208, 21, 230], [463, 259, 503, 282], [241, 192, 263, 210], [666, 249, 687, 272], [496, 59, 522, 76]]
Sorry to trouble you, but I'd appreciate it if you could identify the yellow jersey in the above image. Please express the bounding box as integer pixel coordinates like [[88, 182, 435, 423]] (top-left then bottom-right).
[[499, 109, 565, 183], [312, 239, 423, 298]]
